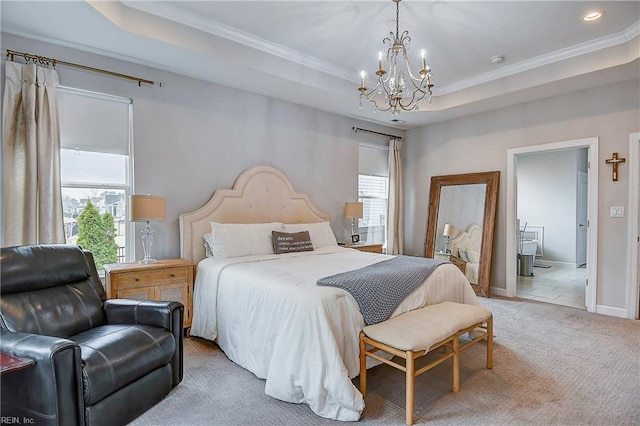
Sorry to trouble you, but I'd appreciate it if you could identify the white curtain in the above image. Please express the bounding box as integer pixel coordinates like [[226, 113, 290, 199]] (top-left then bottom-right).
[[2, 62, 65, 246], [387, 138, 403, 254]]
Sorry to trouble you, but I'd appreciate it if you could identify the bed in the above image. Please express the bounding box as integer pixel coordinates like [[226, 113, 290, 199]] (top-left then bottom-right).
[[180, 165, 480, 421], [449, 223, 483, 285]]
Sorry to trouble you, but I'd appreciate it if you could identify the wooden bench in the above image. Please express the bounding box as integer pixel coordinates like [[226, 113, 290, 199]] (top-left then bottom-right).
[[359, 301, 493, 425]]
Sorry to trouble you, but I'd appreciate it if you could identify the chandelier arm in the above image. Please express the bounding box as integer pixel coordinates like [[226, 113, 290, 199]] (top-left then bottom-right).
[[361, 82, 383, 100], [364, 95, 393, 112], [402, 49, 425, 82], [360, 79, 396, 112], [399, 89, 428, 110], [361, 79, 396, 107], [407, 75, 427, 91], [379, 71, 392, 85], [398, 90, 421, 111]]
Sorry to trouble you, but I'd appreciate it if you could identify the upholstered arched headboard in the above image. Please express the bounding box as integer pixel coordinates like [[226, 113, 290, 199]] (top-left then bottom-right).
[[450, 223, 483, 259], [179, 166, 330, 263]]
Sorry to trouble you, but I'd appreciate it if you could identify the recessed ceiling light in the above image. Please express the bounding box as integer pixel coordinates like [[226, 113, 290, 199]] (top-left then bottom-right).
[[491, 55, 505, 65], [583, 11, 605, 22]]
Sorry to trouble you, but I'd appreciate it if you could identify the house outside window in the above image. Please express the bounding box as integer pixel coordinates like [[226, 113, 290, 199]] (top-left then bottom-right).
[[357, 143, 389, 250], [358, 175, 388, 247], [59, 88, 133, 271]]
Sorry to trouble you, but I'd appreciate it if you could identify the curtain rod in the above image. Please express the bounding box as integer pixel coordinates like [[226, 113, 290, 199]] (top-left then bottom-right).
[[5, 49, 155, 87], [352, 126, 402, 140]]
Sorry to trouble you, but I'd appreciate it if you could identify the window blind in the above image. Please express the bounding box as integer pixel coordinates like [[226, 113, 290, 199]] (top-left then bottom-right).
[[58, 89, 131, 155]]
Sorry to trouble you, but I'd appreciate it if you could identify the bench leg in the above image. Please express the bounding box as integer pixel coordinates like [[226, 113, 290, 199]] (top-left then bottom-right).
[[487, 315, 494, 370], [359, 332, 367, 397], [452, 335, 460, 393], [406, 350, 415, 425]]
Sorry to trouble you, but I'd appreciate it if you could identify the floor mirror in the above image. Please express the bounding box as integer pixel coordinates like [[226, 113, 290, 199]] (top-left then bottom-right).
[[424, 171, 500, 297]]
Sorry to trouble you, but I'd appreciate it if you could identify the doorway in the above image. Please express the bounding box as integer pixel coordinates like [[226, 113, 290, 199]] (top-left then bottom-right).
[[515, 148, 588, 309], [506, 137, 599, 312]]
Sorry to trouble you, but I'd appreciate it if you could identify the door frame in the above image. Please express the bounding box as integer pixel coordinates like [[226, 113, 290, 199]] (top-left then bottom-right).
[[506, 137, 598, 312], [626, 132, 640, 319], [576, 170, 588, 267]]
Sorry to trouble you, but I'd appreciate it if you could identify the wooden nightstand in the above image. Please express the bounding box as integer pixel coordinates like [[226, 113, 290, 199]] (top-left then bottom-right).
[[433, 252, 466, 274], [103, 259, 195, 330], [344, 243, 384, 254]]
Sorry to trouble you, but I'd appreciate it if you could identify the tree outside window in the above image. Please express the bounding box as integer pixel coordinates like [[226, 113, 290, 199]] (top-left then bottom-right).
[[76, 200, 118, 270]]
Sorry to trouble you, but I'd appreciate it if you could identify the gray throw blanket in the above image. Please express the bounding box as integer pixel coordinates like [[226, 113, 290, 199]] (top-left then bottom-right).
[[317, 256, 448, 325]]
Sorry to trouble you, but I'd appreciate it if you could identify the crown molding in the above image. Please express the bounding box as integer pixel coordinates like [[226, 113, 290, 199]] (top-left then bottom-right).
[[2, 28, 172, 75], [436, 20, 640, 96], [122, 1, 356, 83]]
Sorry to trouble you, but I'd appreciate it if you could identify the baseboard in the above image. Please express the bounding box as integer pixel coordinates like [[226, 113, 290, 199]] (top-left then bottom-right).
[[595, 304, 627, 318], [490, 286, 508, 297]]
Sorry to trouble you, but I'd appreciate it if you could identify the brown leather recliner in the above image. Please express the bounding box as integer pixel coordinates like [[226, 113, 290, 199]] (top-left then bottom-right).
[[0, 244, 183, 426]]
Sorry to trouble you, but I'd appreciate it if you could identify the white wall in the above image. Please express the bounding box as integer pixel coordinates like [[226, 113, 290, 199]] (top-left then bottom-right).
[[517, 149, 586, 263], [0, 33, 403, 258], [405, 78, 640, 310]]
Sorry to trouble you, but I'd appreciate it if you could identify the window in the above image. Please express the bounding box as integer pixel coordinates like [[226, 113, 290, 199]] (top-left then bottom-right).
[[358, 175, 388, 246], [59, 88, 133, 271], [357, 143, 389, 248]]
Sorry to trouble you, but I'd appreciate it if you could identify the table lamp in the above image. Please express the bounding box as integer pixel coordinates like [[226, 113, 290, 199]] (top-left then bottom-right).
[[443, 223, 457, 254], [130, 195, 166, 264], [345, 201, 364, 243]]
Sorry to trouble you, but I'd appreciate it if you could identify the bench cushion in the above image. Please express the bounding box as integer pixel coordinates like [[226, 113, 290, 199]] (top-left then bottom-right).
[[362, 302, 491, 352]]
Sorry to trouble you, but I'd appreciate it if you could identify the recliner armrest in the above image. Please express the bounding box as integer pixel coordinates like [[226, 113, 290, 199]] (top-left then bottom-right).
[[104, 299, 184, 387], [0, 330, 83, 426], [104, 299, 183, 332]]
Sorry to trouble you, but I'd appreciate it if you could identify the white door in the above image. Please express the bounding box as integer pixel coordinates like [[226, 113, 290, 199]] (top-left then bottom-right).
[[576, 171, 588, 267]]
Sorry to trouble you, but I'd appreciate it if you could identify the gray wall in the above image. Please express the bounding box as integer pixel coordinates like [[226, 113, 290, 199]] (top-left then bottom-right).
[[404, 78, 640, 310], [1, 33, 403, 258]]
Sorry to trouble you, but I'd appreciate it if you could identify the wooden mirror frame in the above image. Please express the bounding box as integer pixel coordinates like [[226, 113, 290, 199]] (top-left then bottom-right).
[[424, 171, 500, 297]]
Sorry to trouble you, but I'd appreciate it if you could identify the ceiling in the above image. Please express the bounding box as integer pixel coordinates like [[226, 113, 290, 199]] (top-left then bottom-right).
[[2, 1, 639, 129]]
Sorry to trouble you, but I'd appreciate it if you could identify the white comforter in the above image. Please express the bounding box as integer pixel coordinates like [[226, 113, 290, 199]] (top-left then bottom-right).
[[191, 246, 479, 421]]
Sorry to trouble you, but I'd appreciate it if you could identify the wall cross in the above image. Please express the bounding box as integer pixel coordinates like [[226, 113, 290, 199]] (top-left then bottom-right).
[[605, 152, 626, 181]]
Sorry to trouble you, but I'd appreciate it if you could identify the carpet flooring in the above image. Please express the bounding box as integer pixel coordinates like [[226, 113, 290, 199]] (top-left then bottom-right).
[[132, 297, 640, 425]]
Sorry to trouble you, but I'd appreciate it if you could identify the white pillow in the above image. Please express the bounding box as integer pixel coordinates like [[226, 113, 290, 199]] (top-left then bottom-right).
[[208, 222, 284, 258], [466, 249, 481, 264], [457, 248, 470, 262], [203, 232, 215, 258], [283, 222, 337, 249]]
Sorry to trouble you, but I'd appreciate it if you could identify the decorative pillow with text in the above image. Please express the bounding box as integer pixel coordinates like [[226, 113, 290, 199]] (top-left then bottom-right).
[[272, 231, 314, 254]]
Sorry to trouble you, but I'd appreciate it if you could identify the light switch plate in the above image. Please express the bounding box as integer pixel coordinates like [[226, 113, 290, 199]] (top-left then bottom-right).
[[610, 206, 624, 218]]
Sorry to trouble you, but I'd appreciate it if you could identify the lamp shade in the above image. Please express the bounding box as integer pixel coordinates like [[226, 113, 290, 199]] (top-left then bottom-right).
[[345, 201, 364, 219], [443, 223, 457, 238], [130, 195, 166, 222]]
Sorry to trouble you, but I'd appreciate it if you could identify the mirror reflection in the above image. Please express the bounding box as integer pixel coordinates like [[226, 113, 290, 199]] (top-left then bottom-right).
[[425, 172, 500, 297], [434, 184, 486, 285]]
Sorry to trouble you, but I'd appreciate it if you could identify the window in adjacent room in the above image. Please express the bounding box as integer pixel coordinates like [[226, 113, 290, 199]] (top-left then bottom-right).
[[59, 88, 133, 271], [358, 143, 389, 249]]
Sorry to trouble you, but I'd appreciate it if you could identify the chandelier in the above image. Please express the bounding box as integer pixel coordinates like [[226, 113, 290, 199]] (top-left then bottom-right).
[[358, 0, 434, 115]]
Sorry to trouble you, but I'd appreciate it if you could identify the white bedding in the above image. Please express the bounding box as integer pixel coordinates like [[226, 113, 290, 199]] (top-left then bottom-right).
[[191, 246, 479, 421], [465, 262, 480, 284]]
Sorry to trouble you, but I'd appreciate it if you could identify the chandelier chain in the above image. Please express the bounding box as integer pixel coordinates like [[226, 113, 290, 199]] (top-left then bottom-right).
[[395, 0, 400, 42]]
